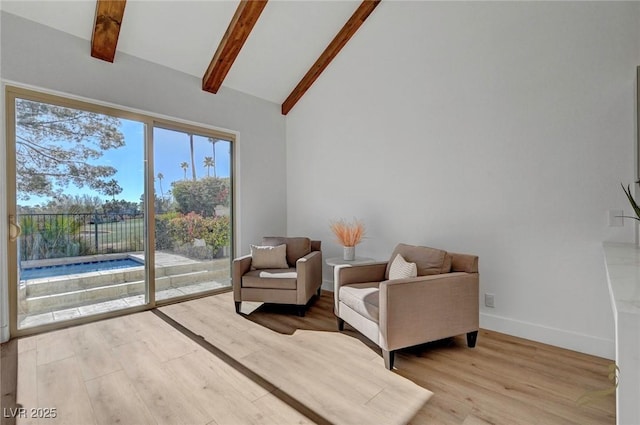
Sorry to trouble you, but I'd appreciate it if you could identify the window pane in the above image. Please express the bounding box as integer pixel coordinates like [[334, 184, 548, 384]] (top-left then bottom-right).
[[153, 127, 232, 302], [14, 98, 147, 329]]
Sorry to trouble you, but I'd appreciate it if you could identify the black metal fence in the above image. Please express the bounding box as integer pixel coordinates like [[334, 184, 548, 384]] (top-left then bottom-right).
[[19, 212, 144, 261]]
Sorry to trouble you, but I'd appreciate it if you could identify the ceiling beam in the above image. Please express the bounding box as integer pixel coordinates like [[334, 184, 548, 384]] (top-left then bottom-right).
[[203, 0, 268, 94], [281, 0, 381, 116], [91, 0, 127, 63]]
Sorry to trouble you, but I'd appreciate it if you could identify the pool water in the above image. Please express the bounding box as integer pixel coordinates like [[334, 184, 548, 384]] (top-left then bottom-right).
[[21, 258, 144, 280]]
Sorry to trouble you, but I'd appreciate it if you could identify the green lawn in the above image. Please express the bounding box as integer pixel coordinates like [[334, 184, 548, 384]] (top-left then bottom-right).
[[80, 217, 145, 247]]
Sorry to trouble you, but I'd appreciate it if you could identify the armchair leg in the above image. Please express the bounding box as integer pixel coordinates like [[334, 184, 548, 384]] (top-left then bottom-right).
[[234, 301, 241, 314], [317, 286, 322, 297], [467, 330, 478, 348], [382, 349, 395, 370], [296, 306, 306, 317], [337, 317, 344, 331]]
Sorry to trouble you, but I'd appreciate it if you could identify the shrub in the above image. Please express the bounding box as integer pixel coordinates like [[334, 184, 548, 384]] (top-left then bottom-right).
[[19, 214, 83, 260], [155, 212, 180, 250], [162, 212, 230, 258], [169, 212, 208, 245], [171, 177, 229, 217], [204, 215, 230, 253]]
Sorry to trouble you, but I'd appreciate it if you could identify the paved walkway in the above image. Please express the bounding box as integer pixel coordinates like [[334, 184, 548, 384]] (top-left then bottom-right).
[[18, 251, 231, 329], [130, 250, 205, 266]]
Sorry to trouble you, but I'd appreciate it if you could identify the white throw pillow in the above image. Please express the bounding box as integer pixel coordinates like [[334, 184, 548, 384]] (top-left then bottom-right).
[[251, 244, 289, 269], [389, 253, 418, 280]]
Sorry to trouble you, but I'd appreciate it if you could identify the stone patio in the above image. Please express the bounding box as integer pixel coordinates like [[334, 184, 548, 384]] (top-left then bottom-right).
[[18, 251, 231, 329]]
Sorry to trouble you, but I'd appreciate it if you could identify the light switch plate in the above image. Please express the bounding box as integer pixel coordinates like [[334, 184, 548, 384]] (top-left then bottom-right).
[[484, 293, 495, 308]]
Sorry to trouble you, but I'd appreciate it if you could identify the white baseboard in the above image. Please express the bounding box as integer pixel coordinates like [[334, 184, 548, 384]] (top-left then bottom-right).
[[322, 281, 614, 359], [321, 279, 334, 291], [481, 312, 614, 360]]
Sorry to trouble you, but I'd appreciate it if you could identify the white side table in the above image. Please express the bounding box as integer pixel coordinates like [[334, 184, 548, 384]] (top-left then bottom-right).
[[325, 257, 376, 267], [325, 257, 378, 291]]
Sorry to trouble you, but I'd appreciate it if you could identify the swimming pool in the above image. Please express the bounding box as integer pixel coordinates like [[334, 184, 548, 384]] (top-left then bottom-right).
[[21, 258, 144, 280]]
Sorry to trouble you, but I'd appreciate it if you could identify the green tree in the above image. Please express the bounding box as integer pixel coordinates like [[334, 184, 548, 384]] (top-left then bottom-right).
[[103, 199, 140, 216], [141, 193, 172, 215], [203, 157, 215, 177], [15, 98, 125, 200], [171, 177, 228, 218], [103, 179, 122, 201], [24, 194, 103, 214]]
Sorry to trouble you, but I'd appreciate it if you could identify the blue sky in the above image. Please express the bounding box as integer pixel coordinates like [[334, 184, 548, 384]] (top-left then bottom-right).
[[153, 126, 231, 198], [21, 118, 231, 206], [112, 120, 231, 202]]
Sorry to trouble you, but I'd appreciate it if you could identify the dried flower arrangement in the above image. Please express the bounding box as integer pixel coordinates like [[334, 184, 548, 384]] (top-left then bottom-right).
[[329, 218, 365, 247]]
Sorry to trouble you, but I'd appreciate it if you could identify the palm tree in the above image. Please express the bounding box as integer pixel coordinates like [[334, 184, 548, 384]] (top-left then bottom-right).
[[203, 157, 215, 177], [189, 134, 197, 181], [180, 162, 189, 180], [157, 172, 164, 198]]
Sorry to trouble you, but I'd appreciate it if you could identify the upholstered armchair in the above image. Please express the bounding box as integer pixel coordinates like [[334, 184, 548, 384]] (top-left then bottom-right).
[[233, 237, 322, 316], [334, 243, 479, 369]]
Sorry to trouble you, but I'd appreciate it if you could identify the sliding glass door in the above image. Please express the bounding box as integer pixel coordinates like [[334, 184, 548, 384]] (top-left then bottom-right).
[[6, 87, 234, 335], [8, 94, 147, 330], [153, 126, 232, 302]]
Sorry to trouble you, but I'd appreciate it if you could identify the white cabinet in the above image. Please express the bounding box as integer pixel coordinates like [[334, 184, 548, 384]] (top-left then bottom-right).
[[603, 242, 640, 425]]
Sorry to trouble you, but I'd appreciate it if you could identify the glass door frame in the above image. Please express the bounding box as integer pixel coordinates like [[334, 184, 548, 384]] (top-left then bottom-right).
[[151, 119, 236, 305], [5, 86, 236, 338]]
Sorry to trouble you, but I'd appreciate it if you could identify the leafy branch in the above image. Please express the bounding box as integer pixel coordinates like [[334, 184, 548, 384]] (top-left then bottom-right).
[[15, 98, 125, 200], [621, 183, 640, 221]]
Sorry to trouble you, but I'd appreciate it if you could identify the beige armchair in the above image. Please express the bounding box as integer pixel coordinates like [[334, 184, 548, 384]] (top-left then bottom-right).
[[233, 237, 322, 316], [334, 243, 479, 369]]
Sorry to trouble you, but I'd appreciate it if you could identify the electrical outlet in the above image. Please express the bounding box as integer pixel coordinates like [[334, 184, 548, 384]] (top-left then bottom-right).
[[485, 293, 495, 308]]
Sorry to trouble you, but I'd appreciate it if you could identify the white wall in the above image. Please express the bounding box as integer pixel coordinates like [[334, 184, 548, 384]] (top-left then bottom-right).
[[286, 2, 640, 359], [0, 1, 9, 344], [0, 12, 287, 339]]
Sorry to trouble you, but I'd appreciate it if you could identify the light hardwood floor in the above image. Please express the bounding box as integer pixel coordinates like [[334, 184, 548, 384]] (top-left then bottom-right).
[[1, 291, 615, 425]]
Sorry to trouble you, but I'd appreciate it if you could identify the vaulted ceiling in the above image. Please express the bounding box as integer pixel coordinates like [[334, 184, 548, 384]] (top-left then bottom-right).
[[2, 0, 381, 114]]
